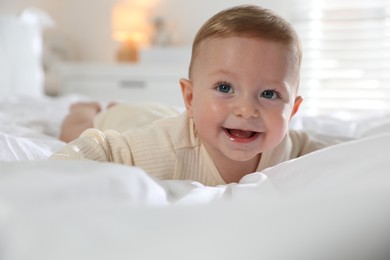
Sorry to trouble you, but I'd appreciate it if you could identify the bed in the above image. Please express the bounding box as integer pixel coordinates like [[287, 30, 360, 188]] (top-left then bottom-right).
[[1, 9, 390, 260]]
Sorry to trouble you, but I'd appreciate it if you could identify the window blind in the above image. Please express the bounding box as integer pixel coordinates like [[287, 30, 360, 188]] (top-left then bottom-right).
[[289, 0, 390, 116]]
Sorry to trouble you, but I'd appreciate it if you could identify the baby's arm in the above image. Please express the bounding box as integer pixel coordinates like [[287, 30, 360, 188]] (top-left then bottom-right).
[[51, 128, 133, 165]]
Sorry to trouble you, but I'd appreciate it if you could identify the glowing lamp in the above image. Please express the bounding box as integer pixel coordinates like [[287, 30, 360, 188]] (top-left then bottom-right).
[[112, 1, 152, 62]]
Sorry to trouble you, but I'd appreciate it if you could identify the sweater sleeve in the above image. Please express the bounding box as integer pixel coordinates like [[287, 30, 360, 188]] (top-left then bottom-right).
[[50, 128, 133, 164], [288, 129, 328, 157]]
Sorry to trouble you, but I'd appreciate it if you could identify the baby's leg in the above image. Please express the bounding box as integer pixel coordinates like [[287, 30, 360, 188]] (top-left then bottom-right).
[[59, 102, 102, 142]]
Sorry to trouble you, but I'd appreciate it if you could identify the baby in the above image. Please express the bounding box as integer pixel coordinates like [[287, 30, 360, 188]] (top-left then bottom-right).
[[51, 5, 326, 186]]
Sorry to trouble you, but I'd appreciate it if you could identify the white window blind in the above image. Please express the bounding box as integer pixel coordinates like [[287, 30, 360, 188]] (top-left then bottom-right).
[[290, 0, 390, 116]]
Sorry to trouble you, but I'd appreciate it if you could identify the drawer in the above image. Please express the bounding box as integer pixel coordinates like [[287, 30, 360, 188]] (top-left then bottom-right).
[[57, 62, 188, 106], [61, 78, 184, 106]]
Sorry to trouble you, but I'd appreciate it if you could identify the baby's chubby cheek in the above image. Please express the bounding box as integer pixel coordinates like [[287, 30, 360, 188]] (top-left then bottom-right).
[[200, 102, 223, 119]]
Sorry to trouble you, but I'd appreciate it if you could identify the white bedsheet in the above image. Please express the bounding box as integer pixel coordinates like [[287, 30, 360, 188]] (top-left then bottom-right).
[[0, 95, 85, 160], [1, 95, 390, 259], [1, 133, 390, 260]]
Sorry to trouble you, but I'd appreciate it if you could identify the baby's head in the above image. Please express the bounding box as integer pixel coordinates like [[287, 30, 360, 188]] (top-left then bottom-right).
[[180, 5, 304, 176], [189, 5, 302, 85]]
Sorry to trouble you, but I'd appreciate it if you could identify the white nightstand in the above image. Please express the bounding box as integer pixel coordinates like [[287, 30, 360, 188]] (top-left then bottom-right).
[[57, 61, 188, 106]]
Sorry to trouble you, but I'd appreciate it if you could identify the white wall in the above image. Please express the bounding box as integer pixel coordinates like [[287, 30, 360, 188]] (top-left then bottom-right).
[[0, 0, 116, 61], [0, 0, 290, 62], [152, 0, 290, 46]]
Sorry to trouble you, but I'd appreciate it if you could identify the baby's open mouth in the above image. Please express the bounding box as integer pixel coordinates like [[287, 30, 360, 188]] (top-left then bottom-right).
[[223, 127, 260, 140]]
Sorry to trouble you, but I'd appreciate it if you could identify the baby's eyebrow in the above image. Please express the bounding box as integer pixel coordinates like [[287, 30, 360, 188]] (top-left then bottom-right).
[[259, 80, 288, 90], [209, 69, 237, 77]]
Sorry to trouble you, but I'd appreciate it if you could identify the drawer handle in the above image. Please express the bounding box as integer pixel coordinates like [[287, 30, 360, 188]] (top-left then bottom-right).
[[119, 80, 146, 88]]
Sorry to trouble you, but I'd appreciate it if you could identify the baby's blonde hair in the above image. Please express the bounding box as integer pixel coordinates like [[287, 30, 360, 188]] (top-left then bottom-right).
[[189, 5, 302, 81]]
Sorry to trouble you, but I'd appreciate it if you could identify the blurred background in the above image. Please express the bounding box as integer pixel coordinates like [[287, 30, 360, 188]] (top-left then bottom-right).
[[0, 0, 290, 61], [1, 0, 389, 115]]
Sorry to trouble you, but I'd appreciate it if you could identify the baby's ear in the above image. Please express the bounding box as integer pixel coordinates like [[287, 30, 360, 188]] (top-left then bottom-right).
[[180, 78, 194, 118], [290, 96, 303, 120]]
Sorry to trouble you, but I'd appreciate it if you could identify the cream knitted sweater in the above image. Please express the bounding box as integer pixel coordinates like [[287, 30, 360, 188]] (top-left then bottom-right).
[[51, 103, 325, 186]]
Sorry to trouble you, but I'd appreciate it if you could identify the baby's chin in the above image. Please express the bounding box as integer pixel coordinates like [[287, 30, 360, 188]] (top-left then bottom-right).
[[223, 150, 262, 163]]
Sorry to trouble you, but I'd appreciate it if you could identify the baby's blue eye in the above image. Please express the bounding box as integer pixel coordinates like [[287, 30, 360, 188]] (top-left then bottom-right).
[[217, 83, 233, 94], [261, 90, 278, 99]]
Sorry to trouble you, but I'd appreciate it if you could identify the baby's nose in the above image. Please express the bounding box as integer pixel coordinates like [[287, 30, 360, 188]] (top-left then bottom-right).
[[233, 99, 260, 119]]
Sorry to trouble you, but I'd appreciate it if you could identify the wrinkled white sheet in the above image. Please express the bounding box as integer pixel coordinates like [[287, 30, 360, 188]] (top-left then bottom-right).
[[1, 133, 390, 260], [0, 95, 86, 160]]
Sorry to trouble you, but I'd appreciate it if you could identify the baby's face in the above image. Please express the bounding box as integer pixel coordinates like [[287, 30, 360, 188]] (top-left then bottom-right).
[[181, 36, 301, 165]]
